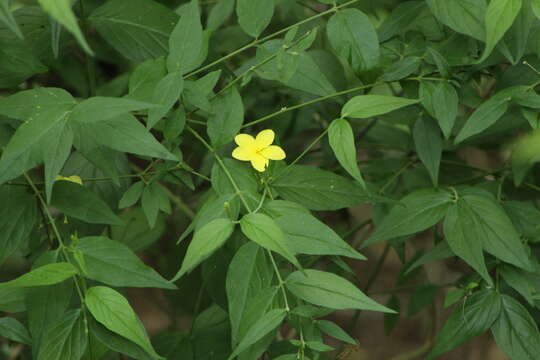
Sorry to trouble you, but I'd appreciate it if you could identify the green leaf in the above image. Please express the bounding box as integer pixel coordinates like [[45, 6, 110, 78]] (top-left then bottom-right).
[[328, 118, 365, 187], [405, 241, 454, 276], [112, 207, 166, 251], [261, 200, 309, 218], [0, 263, 77, 288], [85, 286, 163, 359], [380, 56, 421, 82], [147, 72, 184, 129], [72, 114, 177, 162], [89, 0, 178, 61], [71, 97, 157, 123], [0, 186, 37, 265], [377, 1, 425, 42], [141, 184, 160, 228], [413, 117, 442, 186], [119, 181, 145, 209], [0, 107, 73, 202], [207, 0, 235, 30], [427, 0, 486, 40], [275, 213, 365, 260], [229, 309, 285, 360], [37, 309, 87, 360], [428, 290, 501, 359], [286, 269, 395, 313], [240, 213, 300, 269], [172, 218, 235, 281], [236, 0, 274, 38], [167, 0, 203, 74], [51, 181, 123, 225], [455, 188, 533, 271], [211, 159, 259, 196], [284, 52, 336, 96], [511, 129, 540, 185], [0, 87, 75, 121], [432, 82, 458, 139], [271, 165, 370, 211], [533, 0, 540, 20], [362, 189, 453, 248], [227, 242, 273, 346], [408, 284, 439, 315], [454, 86, 525, 144], [316, 320, 356, 345], [74, 236, 175, 289], [444, 198, 492, 284], [342, 95, 419, 119], [0, 288, 26, 313], [479, 0, 522, 63], [183, 81, 212, 112], [0, 317, 31, 344], [0, 0, 23, 39], [128, 58, 167, 102], [37, 0, 93, 55], [207, 87, 244, 148], [327, 8, 379, 72], [499, 265, 537, 306], [491, 294, 540, 359]]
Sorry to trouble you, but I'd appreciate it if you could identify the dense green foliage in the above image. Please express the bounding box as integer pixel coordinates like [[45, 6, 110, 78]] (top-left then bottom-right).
[[1, 0, 540, 359]]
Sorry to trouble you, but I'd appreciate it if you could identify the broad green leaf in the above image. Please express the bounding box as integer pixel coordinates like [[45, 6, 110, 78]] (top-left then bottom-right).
[[112, 207, 167, 251], [328, 118, 365, 187], [192, 193, 240, 231], [228, 309, 286, 360], [0, 39, 47, 88], [211, 159, 259, 197], [454, 95, 509, 144], [533, 0, 540, 20], [147, 72, 184, 129], [327, 8, 379, 72], [275, 213, 365, 260], [89, 318, 154, 360], [0, 87, 75, 121], [284, 52, 336, 96], [37, 0, 92, 54], [0, 263, 76, 288], [74, 236, 176, 289], [37, 309, 87, 360], [271, 165, 370, 211], [362, 189, 453, 248], [119, 181, 145, 209], [207, 0, 235, 30], [236, 286, 278, 345], [378, 1, 425, 42], [89, 0, 178, 61], [432, 82, 458, 139], [261, 200, 310, 219], [0, 0, 23, 39], [317, 320, 356, 345], [499, 265, 537, 306], [286, 269, 395, 313], [85, 286, 163, 359], [444, 198, 492, 284], [227, 242, 273, 346], [511, 129, 540, 185], [256, 39, 300, 83], [0, 186, 37, 265], [428, 290, 501, 359], [497, 2, 534, 65], [413, 117, 442, 186], [167, 0, 203, 74], [236, 0, 274, 37], [240, 213, 300, 268], [207, 87, 244, 148], [72, 114, 177, 161], [492, 294, 540, 359], [0, 317, 31, 344], [71, 97, 157, 123], [51, 181, 123, 225], [172, 218, 235, 281], [141, 184, 160, 228], [380, 56, 421, 82], [0, 288, 26, 313], [128, 58, 167, 102], [341, 95, 419, 119], [479, 0, 522, 63], [0, 107, 73, 202], [427, 0, 486, 40], [456, 188, 532, 271], [183, 80, 212, 112], [405, 241, 454, 276], [504, 201, 540, 240]]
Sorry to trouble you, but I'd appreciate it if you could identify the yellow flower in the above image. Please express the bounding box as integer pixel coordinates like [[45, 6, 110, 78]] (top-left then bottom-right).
[[232, 129, 286, 172], [55, 175, 83, 185]]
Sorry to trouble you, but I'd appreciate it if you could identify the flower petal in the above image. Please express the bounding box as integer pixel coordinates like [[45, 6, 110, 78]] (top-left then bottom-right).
[[260, 145, 286, 160], [255, 129, 275, 148], [234, 134, 256, 147], [250, 153, 268, 172], [232, 146, 253, 161]]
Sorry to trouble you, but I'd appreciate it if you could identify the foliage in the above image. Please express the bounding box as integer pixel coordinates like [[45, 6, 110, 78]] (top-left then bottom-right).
[[1, 0, 540, 359]]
